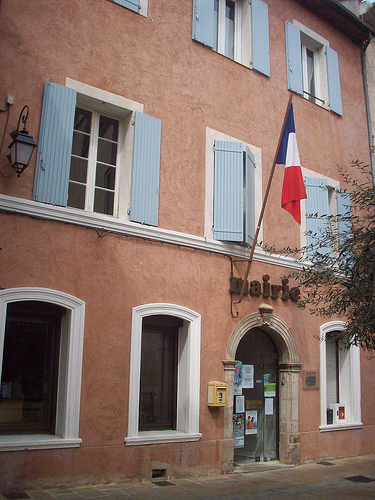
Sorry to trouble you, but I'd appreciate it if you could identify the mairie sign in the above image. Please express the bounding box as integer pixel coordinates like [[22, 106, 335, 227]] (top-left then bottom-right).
[[230, 275, 300, 302]]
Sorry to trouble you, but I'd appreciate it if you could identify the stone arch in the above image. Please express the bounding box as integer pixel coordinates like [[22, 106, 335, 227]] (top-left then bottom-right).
[[222, 304, 302, 471]]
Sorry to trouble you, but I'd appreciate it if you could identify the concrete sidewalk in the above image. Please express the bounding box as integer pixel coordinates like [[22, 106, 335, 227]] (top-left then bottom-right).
[[2, 454, 375, 500]]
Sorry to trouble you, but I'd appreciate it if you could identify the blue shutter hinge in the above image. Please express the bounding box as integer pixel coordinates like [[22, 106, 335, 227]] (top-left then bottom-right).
[[127, 206, 131, 215]]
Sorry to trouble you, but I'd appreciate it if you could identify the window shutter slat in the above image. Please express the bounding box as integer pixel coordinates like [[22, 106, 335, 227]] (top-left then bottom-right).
[[305, 177, 330, 260], [33, 82, 77, 206], [326, 45, 342, 116], [251, 0, 270, 77], [285, 22, 303, 95], [245, 146, 256, 246], [192, 0, 215, 49], [213, 140, 243, 242], [130, 111, 161, 226], [111, 0, 140, 12]]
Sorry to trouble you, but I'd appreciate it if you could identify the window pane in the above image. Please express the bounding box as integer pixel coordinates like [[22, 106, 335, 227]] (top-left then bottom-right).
[[306, 48, 316, 102], [326, 335, 339, 405], [139, 322, 178, 431], [214, 0, 219, 52], [99, 115, 118, 142], [68, 182, 86, 210], [225, 0, 235, 59], [71, 130, 90, 159], [0, 302, 62, 435], [69, 156, 88, 184], [94, 188, 114, 215], [74, 108, 92, 134], [96, 164, 116, 190], [97, 138, 118, 166]]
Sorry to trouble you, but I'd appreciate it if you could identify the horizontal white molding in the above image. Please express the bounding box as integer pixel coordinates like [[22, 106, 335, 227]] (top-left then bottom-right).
[[319, 422, 363, 432], [125, 431, 202, 446], [0, 435, 82, 451], [0, 195, 303, 270]]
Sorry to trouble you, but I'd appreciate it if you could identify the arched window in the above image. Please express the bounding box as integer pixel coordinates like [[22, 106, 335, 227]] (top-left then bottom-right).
[[0, 288, 85, 450], [126, 304, 201, 445], [320, 321, 362, 431]]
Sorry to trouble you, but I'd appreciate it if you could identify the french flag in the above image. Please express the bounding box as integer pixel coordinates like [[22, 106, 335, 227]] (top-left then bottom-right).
[[276, 104, 307, 224]]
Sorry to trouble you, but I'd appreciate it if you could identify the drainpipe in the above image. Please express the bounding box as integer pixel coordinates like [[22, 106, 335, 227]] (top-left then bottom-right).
[[361, 35, 375, 184]]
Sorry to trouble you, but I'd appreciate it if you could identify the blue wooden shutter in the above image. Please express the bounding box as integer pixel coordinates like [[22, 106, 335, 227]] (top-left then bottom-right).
[[326, 46, 342, 116], [245, 146, 256, 246], [111, 0, 140, 12], [213, 141, 243, 242], [192, 0, 215, 49], [337, 190, 351, 236], [33, 82, 77, 206], [305, 177, 329, 261], [251, 0, 270, 77], [337, 190, 352, 263], [285, 22, 303, 95], [130, 111, 161, 226]]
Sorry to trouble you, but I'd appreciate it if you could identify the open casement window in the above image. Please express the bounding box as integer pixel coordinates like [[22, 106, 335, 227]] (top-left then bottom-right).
[[305, 177, 351, 262], [213, 141, 256, 245], [285, 21, 342, 115], [320, 322, 361, 430], [192, 0, 270, 76], [33, 82, 161, 227]]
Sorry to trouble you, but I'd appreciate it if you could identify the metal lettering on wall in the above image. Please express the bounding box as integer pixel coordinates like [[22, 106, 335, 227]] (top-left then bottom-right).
[[230, 275, 300, 302]]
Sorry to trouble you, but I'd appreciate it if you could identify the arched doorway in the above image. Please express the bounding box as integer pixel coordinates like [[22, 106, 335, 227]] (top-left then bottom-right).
[[234, 327, 279, 464], [222, 304, 301, 471]]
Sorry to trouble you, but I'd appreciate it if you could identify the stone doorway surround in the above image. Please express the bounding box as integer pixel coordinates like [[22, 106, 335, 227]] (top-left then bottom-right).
[[222, 304, 302, 472]]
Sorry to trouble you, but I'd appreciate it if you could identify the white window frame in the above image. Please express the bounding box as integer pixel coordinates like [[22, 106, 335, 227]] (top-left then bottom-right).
[[319, 321, 362, 432], [66, 78, 143, 222], [294, 21, 329, 109], [69, 106, 123, 217], [205, 127, 263, 244], [215, 0, 251, 67], [0, 287, 85, 451], [126, 303, 202, 445]]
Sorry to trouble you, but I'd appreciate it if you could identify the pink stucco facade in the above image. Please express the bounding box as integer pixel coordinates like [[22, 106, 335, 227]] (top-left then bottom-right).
[[0, 0, 374, 490]]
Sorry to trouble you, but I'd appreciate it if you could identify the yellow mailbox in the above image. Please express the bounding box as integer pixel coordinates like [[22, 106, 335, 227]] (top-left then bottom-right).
[[207, 381, 227, 407]]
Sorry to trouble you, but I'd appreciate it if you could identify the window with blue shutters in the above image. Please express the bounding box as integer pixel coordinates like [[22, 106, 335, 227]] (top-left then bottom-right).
[[212, 140, 256, 245], [285, 21, 342, 115], [305, 176, 351, 262], [33, 81, 161, 227], [192, 0, 270, 76]]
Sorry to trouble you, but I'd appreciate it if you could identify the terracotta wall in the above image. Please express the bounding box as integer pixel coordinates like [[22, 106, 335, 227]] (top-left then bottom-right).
[[0, 0, 374, 489]]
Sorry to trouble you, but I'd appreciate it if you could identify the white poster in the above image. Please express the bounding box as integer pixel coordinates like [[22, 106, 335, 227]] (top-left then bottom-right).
[[235, 395, 245, 414], [265, 397, 274, 415], [242, 364, 254, 389]]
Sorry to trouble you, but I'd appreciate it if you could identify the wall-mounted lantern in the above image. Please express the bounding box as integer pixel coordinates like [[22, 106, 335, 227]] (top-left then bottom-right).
[[8, 105, 37, 177]]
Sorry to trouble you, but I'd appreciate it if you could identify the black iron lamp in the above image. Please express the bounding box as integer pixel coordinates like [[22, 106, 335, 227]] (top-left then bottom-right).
[[8, 105, 37, 176]]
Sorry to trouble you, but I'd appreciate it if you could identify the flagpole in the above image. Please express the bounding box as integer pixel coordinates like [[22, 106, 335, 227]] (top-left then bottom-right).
[[235, 93, 294, 306]]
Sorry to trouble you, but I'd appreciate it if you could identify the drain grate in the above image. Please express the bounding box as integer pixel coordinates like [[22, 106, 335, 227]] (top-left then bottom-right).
[[346, 475, 375, 483], [153, 480, 175, 487], [317, 461, 336, 466], [3, 493, 30, 500]]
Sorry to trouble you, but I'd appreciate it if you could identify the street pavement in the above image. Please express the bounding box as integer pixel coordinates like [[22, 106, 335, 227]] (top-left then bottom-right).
[[2, 453, 375, 499]]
